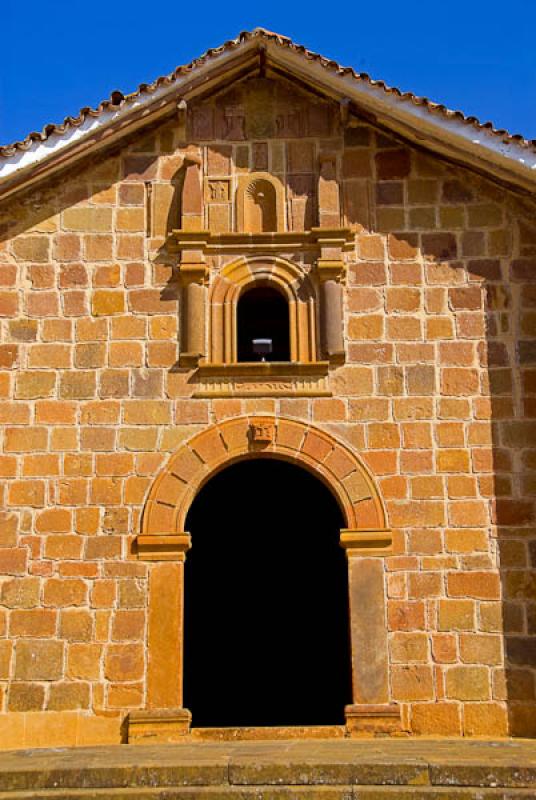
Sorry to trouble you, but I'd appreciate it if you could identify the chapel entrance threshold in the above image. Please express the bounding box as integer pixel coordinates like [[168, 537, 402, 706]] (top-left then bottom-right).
[[188, 725, 347, 741]]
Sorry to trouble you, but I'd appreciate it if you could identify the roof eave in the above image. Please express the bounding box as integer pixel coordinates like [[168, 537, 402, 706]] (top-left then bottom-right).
[[0, 39, 260, 201], [1, 33, 536, 200], [265, 42, 536, 195]]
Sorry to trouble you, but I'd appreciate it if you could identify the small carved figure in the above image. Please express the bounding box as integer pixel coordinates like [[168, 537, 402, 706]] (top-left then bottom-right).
[[250, 422, 276, 443], [209, 181, 229, 201], [224, 106, 246, 140]]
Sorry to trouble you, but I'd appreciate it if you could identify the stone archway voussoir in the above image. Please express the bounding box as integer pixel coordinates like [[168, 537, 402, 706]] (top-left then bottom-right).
[[142, 416, 388, 537]]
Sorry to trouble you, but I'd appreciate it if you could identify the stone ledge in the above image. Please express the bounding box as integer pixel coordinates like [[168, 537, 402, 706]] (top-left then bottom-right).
[[340, 529, 393, 556], [136, 534, 191, 561], [170, 227, 354, 255]]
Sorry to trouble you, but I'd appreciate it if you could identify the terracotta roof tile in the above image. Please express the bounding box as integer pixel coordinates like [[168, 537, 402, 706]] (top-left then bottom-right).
[[1, 28, 535, 159]]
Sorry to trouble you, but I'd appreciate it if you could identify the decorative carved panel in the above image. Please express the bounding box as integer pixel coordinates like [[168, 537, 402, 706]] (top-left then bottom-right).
[[206, 180, 230, 202], [250, 421, 276, 443]]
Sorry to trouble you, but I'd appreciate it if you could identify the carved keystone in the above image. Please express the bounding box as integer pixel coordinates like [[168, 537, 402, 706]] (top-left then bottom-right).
[[249, 421, 276, 445]]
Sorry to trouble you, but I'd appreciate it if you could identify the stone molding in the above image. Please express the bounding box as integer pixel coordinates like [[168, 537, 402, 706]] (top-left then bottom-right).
[[170, 228, 354, 255], [139, 415, 388, 539], [192, 361, 330, 397], [344, 704, 402, 735], [339, 529, 393, 557]]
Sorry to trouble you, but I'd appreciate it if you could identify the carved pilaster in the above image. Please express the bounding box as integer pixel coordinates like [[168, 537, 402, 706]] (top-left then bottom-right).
[[318, 154, 340, 228], [181, 159, 203, 231], [313, 228, 351, 361], [340, 528, 401, 735], [128, 533, 192, 744], [175, 242, 209, 368]]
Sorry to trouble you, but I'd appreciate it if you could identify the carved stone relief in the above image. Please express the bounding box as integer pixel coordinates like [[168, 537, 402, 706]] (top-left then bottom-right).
[[223, 106, 246, 140], [252, 142, 268, 171], [188, 79, 337, 142], [206, 180, 230, 202], [250, 422, 276, 444], [192, 108, 214, 140]]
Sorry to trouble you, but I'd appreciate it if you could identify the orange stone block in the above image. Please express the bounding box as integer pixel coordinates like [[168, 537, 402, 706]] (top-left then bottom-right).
[[411, 702, 461, 735], [166, 448, 205, 485], [91, 290, 125, 316], [105, 644, 145, 682], [111, 610, 145, 641], [67, 643, 102, 680], [392, 665, 434, 701], [431, 634, 457, 664], [10, 609, 56, 638], [447, 571, 500, 600], [43, 578, 88, 608], [301, 431, 332, 462], [7, 480, 45, 507], [387, 601, 426, 632], [463, 702, 508, 736]]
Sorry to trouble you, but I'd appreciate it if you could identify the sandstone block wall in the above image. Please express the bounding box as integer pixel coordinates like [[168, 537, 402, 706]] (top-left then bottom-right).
[[0, 93, 535, 744]]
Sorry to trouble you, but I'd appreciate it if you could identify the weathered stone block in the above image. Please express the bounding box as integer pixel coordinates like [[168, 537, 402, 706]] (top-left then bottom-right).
[[15, 640, 64, 680]]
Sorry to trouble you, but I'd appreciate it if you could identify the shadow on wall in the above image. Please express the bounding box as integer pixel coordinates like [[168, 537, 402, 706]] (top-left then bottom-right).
[[389, 200, 536, 736], [492, 218, 536, 737]]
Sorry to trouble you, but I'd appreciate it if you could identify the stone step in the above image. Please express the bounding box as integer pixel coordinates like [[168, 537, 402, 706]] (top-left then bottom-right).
[[0, 740, 534, 799], [188, 725, 347, 741], [2, 788, 536, 799]]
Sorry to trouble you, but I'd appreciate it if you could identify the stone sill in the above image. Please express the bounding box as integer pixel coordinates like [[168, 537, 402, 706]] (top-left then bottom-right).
[[191, 361, 331, 398], [198, 361, 329, 377]]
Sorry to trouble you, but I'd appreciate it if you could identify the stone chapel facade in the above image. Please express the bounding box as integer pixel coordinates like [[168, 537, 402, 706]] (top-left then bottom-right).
[[0, 29, 535, 747]]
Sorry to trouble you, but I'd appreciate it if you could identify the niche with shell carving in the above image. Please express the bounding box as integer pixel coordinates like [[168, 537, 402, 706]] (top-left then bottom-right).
[[244, 179, 277, 232], [236, 172, 285, 233]]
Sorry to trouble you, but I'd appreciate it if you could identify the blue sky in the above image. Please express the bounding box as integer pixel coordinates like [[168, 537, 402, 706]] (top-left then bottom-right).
[[2, 0, 536, 147]]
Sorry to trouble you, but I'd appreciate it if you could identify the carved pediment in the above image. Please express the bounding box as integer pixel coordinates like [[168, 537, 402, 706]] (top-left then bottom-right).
[[189, 77, 338, 142]]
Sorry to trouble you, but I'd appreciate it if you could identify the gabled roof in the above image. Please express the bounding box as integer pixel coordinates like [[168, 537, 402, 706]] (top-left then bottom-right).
[[1, 28, 536, 198]]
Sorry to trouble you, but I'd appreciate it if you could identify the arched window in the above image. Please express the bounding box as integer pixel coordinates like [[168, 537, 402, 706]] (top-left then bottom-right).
[[208, 256, 319, 365], [237, 285, 290, 362], [244, 179, 277, 233]]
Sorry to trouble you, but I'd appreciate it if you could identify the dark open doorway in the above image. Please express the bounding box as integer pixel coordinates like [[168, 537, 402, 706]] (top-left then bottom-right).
[[183, 458, 352, 728], [237, 286, 290, 362]]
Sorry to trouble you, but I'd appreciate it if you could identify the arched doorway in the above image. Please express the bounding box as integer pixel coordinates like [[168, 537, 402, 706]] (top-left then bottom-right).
[[183, 458, 352, 728]]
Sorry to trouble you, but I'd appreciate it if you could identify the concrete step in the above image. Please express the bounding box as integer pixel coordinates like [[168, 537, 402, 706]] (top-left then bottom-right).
[[0, 739, 534, 799]]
